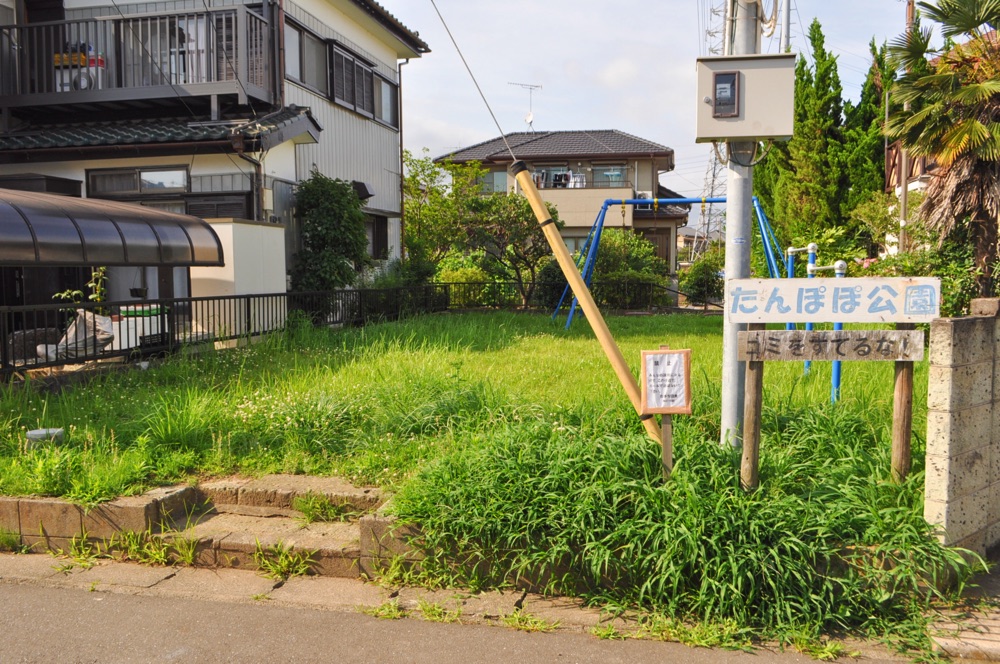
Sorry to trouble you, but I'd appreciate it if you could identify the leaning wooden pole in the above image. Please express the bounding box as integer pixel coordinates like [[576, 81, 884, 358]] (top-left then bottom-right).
[[510, 161, 665, 455]]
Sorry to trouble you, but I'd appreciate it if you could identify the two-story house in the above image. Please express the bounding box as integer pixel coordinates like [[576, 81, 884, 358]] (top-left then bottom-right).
[[438, 130, 690, 272], [0, 0, 427, 309]]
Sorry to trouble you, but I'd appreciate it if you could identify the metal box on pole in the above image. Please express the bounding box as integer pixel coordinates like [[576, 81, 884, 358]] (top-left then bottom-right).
[[695, 54, 796, 143]]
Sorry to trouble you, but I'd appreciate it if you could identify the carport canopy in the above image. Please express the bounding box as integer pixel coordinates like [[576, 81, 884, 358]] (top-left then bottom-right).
[[0, 188, 224, 266]]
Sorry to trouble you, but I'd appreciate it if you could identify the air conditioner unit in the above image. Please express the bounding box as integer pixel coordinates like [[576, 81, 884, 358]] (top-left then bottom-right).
[[55, 55, 106, 92], [635, 191, 654, 210]]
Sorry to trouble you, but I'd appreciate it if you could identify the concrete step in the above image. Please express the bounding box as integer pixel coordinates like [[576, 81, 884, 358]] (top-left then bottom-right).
[[165, 511, 362, 578], [196, 474, 384, 518], [0, 476, 412, 581]]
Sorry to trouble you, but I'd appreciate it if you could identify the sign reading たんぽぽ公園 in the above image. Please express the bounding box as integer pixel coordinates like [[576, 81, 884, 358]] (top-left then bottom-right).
[[641, 349, 692, 415], [725, 277, 940, 324]]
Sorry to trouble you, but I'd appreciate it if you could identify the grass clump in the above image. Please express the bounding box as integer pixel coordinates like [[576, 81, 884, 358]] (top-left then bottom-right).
[[362, 600, 408, 620], [500, 609, 559, 633], [253, 540, 315, 581], [293, 492, 359, 524], [390, 402, 983, 653], [0, 528, 26, 553], [416, 598, 462, 623]]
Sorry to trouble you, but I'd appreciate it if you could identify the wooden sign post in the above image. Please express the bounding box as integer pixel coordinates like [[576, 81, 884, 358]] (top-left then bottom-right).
[[736, 327, 926, 489], [641, 346, 692, 479], [726, 275, 939, 490]]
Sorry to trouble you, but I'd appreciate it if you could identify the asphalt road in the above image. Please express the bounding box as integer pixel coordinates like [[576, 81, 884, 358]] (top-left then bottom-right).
[[1, 583, 822, 664]]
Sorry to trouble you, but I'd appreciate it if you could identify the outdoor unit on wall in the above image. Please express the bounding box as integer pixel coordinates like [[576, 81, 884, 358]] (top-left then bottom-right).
[[54, 53, 107, 91], [635, 191, 654, 211], [695, 53, 795, 143]]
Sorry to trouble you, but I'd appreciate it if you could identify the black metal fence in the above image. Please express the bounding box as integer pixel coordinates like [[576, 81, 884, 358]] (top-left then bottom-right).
[[0, 280, 677, 378]]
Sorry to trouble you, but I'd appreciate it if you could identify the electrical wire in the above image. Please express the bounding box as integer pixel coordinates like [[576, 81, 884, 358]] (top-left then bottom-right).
[[428, 0, 515, 161]]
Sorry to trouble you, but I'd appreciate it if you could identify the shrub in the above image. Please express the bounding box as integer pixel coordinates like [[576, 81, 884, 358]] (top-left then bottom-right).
[[679, 248, 724, 305], [593, 271, 667, 309], [290, 170, 369, 291], [855, 238, 979, 318]]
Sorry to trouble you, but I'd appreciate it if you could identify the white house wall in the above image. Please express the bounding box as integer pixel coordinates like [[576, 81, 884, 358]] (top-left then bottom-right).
[[284, 0, 405, 259], [261, 141, 296, 183]]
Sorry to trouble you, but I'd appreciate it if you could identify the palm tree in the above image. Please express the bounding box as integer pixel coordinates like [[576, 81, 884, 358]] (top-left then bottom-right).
[[887, 0, 1000, 295]]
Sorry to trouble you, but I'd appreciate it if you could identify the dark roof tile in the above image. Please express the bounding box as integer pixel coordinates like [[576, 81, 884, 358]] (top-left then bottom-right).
[[438, 130, 674, 164], [0, 106, 319, 152]]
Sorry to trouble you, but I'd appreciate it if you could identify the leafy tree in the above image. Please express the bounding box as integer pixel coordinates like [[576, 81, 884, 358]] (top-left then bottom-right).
[[592, 229, 669, 278], [840, 40, 893, 253], [403, 149, 486, 262], [755, 20, 847, 244], [290, 170, 368, 291], [887, 0, 1000, 295], [467, 192, 560, 308]]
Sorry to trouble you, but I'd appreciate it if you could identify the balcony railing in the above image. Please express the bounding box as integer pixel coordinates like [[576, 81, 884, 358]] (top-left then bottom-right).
[[0, 6, 272, 108]]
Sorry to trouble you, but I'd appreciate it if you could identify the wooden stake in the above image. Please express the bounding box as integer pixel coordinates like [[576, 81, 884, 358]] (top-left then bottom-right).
[[892, 322, 915, 483], [662, 415, 673, 480], [511, 163, 663, 453], [741, 323, 765, 491]]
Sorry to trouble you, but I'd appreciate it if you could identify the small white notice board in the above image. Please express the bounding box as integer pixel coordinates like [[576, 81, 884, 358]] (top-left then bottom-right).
[[641, 348, 692, 415]]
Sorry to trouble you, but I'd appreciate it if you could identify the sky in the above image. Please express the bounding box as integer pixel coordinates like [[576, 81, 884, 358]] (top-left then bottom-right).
[[389, 1, 915, 209]]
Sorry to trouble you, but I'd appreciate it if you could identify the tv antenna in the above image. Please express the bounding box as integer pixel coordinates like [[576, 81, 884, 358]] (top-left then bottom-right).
[[508, 81, 542, 131]]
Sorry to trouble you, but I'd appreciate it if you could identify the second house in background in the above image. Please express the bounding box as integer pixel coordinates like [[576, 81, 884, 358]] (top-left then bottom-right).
[[438, 130, 690, 273]]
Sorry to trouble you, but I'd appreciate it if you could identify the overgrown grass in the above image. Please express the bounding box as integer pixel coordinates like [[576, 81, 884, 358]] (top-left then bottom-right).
[[0, 311, 972, 654]]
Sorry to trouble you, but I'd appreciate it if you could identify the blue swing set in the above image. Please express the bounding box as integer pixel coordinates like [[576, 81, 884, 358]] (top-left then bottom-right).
[[552, 194, 784, 327]]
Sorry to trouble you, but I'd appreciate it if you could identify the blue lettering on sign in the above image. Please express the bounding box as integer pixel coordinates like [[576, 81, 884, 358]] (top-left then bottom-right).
[[729, 286, 759, 314], [832, 286, 862, 314], [764, 289, 791, 314], [867, 285, 899, 315], [904, 285, 937, 315], [796, 287, 826, 315]]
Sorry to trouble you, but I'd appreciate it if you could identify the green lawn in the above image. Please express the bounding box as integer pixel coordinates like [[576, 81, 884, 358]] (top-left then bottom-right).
[[0, 311, 970, 654], [0, 311, 926, 502]]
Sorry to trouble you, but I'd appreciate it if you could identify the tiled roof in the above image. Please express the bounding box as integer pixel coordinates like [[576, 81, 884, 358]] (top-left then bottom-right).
[[0, 106, 319, 152], [438, 130, 674, 165]]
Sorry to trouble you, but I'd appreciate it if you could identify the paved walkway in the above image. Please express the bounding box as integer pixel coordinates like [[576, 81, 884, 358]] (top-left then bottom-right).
[[0, 553, 905, 663], [929, 559, 1000, 660]]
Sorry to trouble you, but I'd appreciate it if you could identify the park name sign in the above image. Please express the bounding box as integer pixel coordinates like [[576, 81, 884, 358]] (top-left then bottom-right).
[[725, 277, 941, 324]]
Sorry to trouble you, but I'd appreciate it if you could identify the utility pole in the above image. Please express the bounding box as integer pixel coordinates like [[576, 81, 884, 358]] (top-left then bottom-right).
[[898, 0, 915, 252], [720, 0, 761, 447], [780, 0, 791, 52]]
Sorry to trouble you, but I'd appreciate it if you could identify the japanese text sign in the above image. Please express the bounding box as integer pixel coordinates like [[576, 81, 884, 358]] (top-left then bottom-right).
[[737, 330, 925, 362], [725, 277, 940, 324], [641, 349, 692, 415]]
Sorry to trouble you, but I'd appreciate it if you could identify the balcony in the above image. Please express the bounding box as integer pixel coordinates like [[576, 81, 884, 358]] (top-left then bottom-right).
[[0, 6, 273, 116]]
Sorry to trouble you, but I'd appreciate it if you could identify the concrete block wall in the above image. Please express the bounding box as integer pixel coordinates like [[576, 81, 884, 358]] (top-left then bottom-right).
[[925, 298, 1000, 555]]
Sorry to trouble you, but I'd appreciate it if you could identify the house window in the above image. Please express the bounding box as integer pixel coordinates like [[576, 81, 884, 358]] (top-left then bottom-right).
[[479, 171, 507, 193], [285, 22, 328, 95], [89, 167, 188, 197], [532, 166, 569, 189], [593, 165, 627, 187], [374, 77, 398, 128], [366, 215, 388, 259], [332, 46, 399, 128]]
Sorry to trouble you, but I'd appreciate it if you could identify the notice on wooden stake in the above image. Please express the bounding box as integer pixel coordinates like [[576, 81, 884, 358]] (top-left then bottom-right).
[[641, 349, 692, 415]]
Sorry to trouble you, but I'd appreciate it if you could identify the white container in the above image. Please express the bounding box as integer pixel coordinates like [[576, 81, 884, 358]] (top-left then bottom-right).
[[26, 428, 64, 448], [111, 312, 162, 351]]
